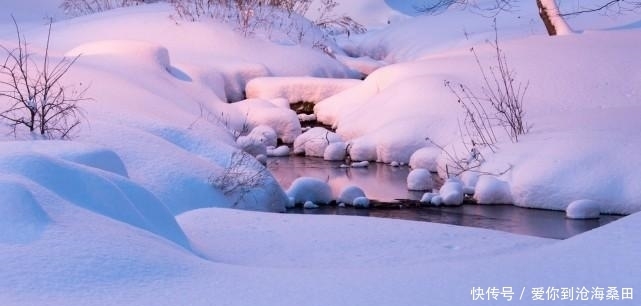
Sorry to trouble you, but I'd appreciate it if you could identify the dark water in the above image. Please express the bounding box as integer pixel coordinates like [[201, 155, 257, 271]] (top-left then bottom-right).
[[266, 156, 623, 239]]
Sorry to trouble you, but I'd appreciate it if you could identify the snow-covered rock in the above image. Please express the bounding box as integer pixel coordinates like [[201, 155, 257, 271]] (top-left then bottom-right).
[[234, 99, 302, 144], [323, 141, 348, 161], [566, 199, 601, 219], [303, 201, 320, 209], [407, 169, 434, 191], [286, 177, 333, 205], [430, 195, 443, 206], [293, 127, 342, 157], [420, 192, 436, 204], [473, 176, 513, 204], [409, 147, 441, 172], [236, 135, 268, 157], [439, 179, 465, 206], [248, 125, 278, 148], [350, 161, 370, 168], [337, 185, 367, 205], [267, 145, 291, 157], [353, 197, 370, 208]]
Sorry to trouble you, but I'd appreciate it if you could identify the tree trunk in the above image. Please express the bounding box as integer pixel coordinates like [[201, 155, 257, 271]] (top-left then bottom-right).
[[536, 0, 573, 36]]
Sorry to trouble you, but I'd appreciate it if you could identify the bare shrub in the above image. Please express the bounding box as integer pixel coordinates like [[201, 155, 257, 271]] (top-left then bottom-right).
[[210, 151, 269, 205], [446, 20, 528, 149], [169, 0, 365, 54], [436, 21, 526, 177], [60, 0, 154, 17], [0, 18, 88, 139]]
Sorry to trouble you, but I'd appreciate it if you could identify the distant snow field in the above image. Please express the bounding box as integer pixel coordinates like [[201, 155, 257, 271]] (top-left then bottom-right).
[[1, 0, 641, 305]]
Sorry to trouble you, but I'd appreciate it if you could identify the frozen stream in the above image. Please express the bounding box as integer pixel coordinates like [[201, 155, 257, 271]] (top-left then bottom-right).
[[266, 156, 621, 239]]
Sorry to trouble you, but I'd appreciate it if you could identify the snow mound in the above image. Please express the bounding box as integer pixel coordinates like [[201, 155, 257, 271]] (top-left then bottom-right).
[[0, 179, 50, 244], [420, 192, 436, 204], [293, 127, 342, 157], [324, 141, 348, 161], [236, 135, 267, 157], [566, 199, 601, 219], [286, 177, 333, 205], [0, 150, 189, 249], [353, 197, 370, 208], [303, 201, 319, 209], [234, 99, 302, 143], [439, 179, 465, 206], [247, 125, 278, 148], [267, 145, 291, 157], [337, 185, 367, 205], [409, 147, 441, 172], [473, 176, 513, 204], [407, 169, 434, 191], [66, 40, 171, 70], [245, 77, 361, 103]]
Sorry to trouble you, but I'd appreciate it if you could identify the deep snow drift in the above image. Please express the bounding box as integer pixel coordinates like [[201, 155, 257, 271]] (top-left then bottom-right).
[[2, 0, 641, 305]]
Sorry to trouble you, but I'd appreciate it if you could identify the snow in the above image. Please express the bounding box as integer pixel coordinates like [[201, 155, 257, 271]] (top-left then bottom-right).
[[439, 179, 465, 206], [337, 185, 367, 205], [409, 146, 441, 172], [245, 76, 361, 103], [566, 199, 601, 219], [406, 168, 434, 191], [349, 160, 370, 168], [285, 177, 333, 205], [236, 135, 267, 157], [247, 125, 278, 148], [352, 197, 370, 208], [267, 145, 291, 157], [233, 99, 302, 144], [303, 201, 319, 209], [293, 127, 342, 157], [3, 1, 641, 305], [473, 175, 513, 205], [323, 141, 348, 161]]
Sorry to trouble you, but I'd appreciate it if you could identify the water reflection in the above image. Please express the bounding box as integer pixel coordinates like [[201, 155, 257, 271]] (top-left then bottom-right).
[[267, 156, 623, 239]]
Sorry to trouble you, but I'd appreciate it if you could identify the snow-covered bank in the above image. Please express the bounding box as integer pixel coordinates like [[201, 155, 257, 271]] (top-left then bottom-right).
[[315, 29, 641, 214]]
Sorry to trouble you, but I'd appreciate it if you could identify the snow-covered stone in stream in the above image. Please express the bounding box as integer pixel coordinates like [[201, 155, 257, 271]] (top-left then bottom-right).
[[236, 135, 267, 157], [566, 199, 601, 219], [267, 145, 291, 157], [473, 176, 513, 204], [439, 179, 464, 206], [407, 169, 433, 191], [337, 185, 366, 205], [303, 201, 319, 209], [247, 125, 278, 148], [293, 127, 341, 157], [286, 177, 332, 205], [351, 161, 369, 168], [409, 147, 441, 172], [324, 142, 348, 161], [353, 197, 370, 208]]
